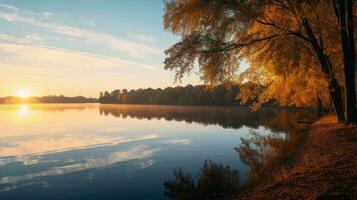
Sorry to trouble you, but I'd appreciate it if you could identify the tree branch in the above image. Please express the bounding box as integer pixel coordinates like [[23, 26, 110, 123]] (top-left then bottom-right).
[[256, 18, 309, 41], [302, 18, 334, 78], [332, 0, 341, 23], [197, 33, 298, 54], [196, 35, 277, 54]]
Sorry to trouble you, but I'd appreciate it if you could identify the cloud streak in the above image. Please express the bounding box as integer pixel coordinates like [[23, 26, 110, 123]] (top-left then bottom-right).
[[131, 33, 156, 44], [0, 4, 19, 11], [0, 4, 161, 58], [0, 41, 158, 70]]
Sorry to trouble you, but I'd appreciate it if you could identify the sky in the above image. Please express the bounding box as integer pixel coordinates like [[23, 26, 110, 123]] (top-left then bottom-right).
[[0, 0, 200, 97]]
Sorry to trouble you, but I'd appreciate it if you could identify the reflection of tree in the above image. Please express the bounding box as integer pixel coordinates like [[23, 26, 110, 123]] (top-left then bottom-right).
[[99, 105, 313, 131], [159, 107, 314, 199], [164, 161, 241, 200], [237, 110, 310, 185]]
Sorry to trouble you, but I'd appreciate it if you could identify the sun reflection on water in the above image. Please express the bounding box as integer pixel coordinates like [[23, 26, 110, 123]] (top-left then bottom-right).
[[18, 104, 30, 117]]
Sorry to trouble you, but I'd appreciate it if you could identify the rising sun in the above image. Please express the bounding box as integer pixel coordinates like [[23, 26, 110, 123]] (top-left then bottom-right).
[[15, 89, 32, 98]]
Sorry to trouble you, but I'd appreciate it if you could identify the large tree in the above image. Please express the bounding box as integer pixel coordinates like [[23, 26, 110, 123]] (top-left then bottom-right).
[[163, 0, 357, 123]]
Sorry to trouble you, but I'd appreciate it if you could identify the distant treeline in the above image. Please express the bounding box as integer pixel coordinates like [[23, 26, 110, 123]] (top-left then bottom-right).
[[0, 95, 98, 104], [99, 84, 245, 105]]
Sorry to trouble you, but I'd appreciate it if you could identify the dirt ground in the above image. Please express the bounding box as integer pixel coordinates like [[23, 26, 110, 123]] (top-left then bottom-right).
[[236, 115, 357, 200]]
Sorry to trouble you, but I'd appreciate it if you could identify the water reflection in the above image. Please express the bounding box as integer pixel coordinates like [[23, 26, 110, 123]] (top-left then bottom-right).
[[164, 160, 241, 200], [17, 104, 30, 117], [0, 104, 315, 199], [0, 133, 159, 157], [236, 117, 307, 186], [157, 110, 315, 200], [99, 104, 313, 132], [0, 145, 159, 187], [98, 107, 313, 179]]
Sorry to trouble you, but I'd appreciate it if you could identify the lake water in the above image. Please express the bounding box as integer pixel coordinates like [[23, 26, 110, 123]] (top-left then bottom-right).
[[0, 104, 312, 199]]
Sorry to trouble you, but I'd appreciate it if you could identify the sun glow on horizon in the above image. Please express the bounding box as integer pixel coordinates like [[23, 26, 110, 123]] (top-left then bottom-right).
[[15, 88, 32, 98]]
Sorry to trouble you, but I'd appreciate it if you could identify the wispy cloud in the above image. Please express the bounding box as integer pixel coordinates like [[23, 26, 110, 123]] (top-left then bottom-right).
[[0, 41, 158, 70], [0, 12, 14, 21], [0, 4, 19, 11], [41, 11, 54, 19], [0, 4, 161, 58], [24, 33, 44, 41], [131, 33, 155, 44], [0, 33, 45, 44]]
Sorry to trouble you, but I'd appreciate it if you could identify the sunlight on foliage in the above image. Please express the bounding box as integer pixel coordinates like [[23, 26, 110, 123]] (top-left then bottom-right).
[[163, 0, 356, 112]]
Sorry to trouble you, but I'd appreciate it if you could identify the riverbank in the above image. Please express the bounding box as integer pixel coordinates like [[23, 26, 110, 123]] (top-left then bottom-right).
[[236, 115, 357, 200]]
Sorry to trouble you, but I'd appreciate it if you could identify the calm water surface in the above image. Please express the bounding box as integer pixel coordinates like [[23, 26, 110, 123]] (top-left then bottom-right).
[[0, 104, 312, 199]]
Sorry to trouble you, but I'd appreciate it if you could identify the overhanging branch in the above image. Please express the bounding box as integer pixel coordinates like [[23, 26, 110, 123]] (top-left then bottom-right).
[[256, 19, 309, 41], [197, 33, 297, 54]]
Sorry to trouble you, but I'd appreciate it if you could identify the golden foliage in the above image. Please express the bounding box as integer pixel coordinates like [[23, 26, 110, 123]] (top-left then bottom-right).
[[163, 0, 354, 109]]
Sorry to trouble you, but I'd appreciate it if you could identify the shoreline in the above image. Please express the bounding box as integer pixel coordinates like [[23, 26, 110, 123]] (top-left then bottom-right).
[[235, 115, 357, 199]]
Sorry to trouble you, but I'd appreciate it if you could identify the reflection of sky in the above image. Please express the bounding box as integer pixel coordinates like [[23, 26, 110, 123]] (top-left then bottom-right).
[[0, 104, 272, 199], [0, 133, 159, 157], [0, 145, 159, 191]]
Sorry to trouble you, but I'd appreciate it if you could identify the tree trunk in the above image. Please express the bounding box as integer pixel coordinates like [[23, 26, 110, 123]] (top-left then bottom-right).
[[329, 78, 346, 122], [341, 0, 357, 123], [316, 95, 323, 117], [303, 19, 346, 122], [343, 65, 357, 123], [333, 0, 357, 123]]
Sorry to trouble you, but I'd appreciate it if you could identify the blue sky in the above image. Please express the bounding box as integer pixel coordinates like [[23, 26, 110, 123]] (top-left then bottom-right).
[[0, 0, 199, 97]]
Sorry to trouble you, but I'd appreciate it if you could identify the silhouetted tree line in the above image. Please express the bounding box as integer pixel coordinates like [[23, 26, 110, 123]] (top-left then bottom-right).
[[0, 95, 97, 104], [99, 84, 245, 105]]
